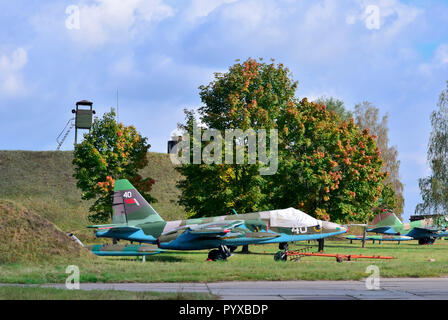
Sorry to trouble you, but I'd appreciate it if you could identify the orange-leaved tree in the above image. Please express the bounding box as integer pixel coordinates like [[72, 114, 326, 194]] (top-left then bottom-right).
[[73, 109, 156, 223], [268, 98, 388, 223]]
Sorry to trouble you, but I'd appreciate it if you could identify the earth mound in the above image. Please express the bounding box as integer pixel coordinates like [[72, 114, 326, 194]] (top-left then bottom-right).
[[0, 200, 93, 264]]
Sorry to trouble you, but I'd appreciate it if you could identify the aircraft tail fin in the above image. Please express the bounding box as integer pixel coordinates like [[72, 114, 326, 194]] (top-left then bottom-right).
[[112, 179, 164, 225], [370, 211, 402, 227]]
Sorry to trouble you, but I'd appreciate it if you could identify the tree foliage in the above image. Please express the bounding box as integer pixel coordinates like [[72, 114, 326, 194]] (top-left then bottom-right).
[[354, 101, 404, 216], [416, 82, 448, 215], [177, 58, 297, 217], [73, 109, 156, 223], [177, 58, 387, 223], [313, 96, 353, 122], [268, 98, 387, 223]]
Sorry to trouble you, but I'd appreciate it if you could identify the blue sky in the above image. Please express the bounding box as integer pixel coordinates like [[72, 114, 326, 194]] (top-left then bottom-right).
[[1, 0, 447, 221]]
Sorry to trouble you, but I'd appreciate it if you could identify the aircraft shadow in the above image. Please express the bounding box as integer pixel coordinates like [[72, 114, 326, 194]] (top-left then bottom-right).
[[319, 244, 423, 251], [107, 255, 186, 263], [234, 251, 274, 256], [145, 255, 186, 262]]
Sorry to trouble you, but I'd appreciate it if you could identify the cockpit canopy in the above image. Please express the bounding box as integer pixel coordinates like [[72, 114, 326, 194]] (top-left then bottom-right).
[[259, 207, 322, 228]]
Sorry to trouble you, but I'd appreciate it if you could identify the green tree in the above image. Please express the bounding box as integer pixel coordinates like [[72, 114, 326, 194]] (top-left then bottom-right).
[[73, 109, 156, 223], [267, 98, 386, 223], [354, 101, 404, 216], [416, 82, 448, 215], [177, 58, 387, 224], [177, 58, 297, 217], [313, 96, 353, 122]]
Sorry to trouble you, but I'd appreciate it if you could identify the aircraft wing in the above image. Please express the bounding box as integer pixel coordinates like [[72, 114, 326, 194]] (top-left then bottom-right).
[[366, 226, 398, 234], [185, 221, 281, 240], [412, 227, 443, 235], [162, 220, 246, 238], [189, 220, 245, 235], [159, 219, 281, 247]]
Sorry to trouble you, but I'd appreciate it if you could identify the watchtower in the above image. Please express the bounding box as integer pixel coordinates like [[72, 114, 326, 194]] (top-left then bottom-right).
[[72, 100, 96, 145]]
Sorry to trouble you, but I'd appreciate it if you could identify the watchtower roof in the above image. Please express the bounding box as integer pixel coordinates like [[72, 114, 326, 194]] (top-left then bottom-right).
[[76, 100, 93, 106]]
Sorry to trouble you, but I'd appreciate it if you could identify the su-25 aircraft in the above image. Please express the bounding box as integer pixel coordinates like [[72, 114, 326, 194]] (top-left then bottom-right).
[[365, 211, 448, 245], [88, 179, 348, 261]]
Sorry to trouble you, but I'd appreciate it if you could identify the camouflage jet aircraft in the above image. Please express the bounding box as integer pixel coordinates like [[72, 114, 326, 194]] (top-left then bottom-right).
[[88, 179, 348, 260], [366, 211, 448, 245]]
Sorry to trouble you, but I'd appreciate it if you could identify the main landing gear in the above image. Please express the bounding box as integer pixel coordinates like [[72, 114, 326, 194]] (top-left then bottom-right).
[[418, 237, 436, 245], [207, 245, 234, 261], [274, 242, 289, 261]]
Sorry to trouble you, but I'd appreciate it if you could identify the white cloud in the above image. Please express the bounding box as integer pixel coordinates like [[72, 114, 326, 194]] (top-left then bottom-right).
[[434, 44, 448, 65], [377, 0, 421, 37], [345, 0, 421, 37], [185, 0, 238, 22], [400, 151, 431, 177], [0, 47, 28, 96], [220, 0, 284, 32], [418, 43, 448, 76], [69, 0, 174, 47], [110, 55, 136, 77]]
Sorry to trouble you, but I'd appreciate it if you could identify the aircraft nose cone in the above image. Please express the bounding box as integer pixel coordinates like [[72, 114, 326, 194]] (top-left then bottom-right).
[[322, 221, 347, 233]]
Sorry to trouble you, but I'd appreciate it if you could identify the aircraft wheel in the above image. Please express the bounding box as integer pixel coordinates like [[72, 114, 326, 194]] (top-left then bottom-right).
[[279, 242, 289, 251], [274, 251, 287, 262], [208, 248, 228, 261], [418, 238, 435, 245]]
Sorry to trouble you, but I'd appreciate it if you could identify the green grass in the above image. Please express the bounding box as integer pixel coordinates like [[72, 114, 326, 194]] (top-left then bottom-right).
[[0, 199, 93, 264], [0, 286, 216, 300], [1, 240, 448, 284], [0, 150, 185, 242], [1, 150, 448, 283]]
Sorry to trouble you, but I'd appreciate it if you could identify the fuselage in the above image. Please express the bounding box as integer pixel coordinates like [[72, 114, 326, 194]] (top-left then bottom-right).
[[95, 209, 347, 250], [368, 218, 448, 239]]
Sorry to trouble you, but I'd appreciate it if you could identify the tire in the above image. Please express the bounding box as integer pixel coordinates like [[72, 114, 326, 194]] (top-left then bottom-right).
[[208, 249, 227, 261], [418, 237, 435, 245], [274, 251, 287, 262]]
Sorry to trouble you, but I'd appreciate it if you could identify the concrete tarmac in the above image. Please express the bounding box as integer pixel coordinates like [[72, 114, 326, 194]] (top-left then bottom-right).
[[24, 277, 448, 300]]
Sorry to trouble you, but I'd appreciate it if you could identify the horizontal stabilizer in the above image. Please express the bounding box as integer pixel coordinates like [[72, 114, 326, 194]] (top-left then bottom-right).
[[87, 243, 162, 256]]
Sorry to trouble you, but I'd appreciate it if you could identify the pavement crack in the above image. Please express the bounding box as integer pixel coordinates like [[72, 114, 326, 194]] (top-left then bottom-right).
[[205, 283, 213, 296]]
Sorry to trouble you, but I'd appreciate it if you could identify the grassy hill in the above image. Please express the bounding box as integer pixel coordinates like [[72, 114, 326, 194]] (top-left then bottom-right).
[[0, 151, 185, 242], [0, 199, 93, 264]]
